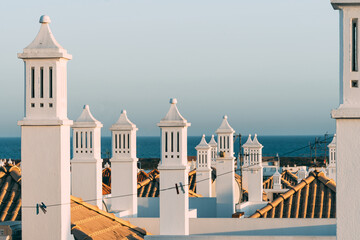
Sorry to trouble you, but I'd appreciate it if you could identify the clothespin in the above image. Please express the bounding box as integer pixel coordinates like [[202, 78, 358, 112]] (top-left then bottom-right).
[[40, 202, 47, 214], [175, 183, 179, 194], [36, 204, 39, 215], [179, 182, 185, 194]]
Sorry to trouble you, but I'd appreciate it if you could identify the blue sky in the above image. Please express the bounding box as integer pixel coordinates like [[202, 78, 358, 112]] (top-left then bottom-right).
[[0, 0, 339, 137]]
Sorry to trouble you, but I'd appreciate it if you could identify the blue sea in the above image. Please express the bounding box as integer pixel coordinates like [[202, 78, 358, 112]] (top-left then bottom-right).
[[0, 135, 333, 160]]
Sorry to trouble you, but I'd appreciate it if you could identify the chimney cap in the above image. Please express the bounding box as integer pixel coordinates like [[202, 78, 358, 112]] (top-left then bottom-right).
[[39, 15, 51, 24], [170, 98, 177, 104]]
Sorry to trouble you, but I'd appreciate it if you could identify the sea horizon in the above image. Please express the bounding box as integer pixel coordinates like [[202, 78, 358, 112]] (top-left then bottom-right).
[[0, 134, 333, 160]]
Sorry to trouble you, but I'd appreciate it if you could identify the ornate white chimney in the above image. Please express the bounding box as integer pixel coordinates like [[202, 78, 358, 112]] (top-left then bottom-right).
[[195, 135, 212, 197], [71, 105, 103, 209], [215, 115, 235, 217], [110, 110, 138, 217], [18, 15, 73, 240], [157, 98, 191, 235], [242, 134, 263, 202]]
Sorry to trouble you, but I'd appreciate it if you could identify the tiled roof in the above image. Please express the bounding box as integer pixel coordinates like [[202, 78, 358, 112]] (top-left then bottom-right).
[[136, 169, 206, 198], [102, 167, 210, 198], [0, 164, 21, 222], [137, 170, 149, 183], [263, 170, 298, 189], [71, 196, 148, 240], [249, 170, 336, 218], [148, 169, 159, 177], [188, 169, 216, 193], [137, 172, 160, 198], [103, 167, 250, 199], [102, 168, 111, 188], [0, 165, 149, 239], [102, 183, 111, 195], [102, 168, 158, 195]]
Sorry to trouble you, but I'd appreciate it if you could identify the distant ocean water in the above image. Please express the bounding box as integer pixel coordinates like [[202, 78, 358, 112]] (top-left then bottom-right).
[[0, 135, 332, 160]]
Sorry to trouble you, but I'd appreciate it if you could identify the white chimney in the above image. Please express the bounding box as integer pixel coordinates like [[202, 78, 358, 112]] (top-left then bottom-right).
[[327, 134, 336, 182], [215, 115, 236, 217], [18, 15, 73, 239], [195, 135, 212, 197], [297, 168, 307, 183], [157, 98, 191, 235], [110, 110, 138, 217], [273, 169, 282, 190], [208, 135, 217, 167], [71, 105, 103, 209], [242, 134, 264, 202], [241, 134, 252, 191]]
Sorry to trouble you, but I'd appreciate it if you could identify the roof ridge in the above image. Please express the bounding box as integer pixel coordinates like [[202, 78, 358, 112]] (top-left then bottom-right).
[[249, 169, 336, 218], [189, 169, 196, 176], [70, 195, 150, 236], [137, 173, 160, 189], [263, 177, 272, 186], [280, 178, 293, 189], [8, 166, 21, 183], [283, 170, 298, 180], [311, 170, 336, 192], [189, 190, 202, 198]]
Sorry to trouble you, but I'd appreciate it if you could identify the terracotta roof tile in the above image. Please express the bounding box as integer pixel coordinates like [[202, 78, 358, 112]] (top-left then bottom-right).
[[71, 196, 149, 239], [102, 183, 111, 195], [0, 165, 149, 239], [0, 164, 21, 222], [137, 170, 149, 182], [136, 169, 207, 198], [249, 170, 336, 219], [102, 168, 111, 188], [103, 167, 248, 200]]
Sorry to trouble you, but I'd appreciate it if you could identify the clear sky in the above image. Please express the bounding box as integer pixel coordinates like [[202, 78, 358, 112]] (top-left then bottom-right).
[[0, 0, 339, 137]]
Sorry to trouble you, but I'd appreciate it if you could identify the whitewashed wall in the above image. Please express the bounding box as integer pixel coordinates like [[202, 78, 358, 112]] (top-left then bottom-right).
[[123, 218, 335, 238]]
